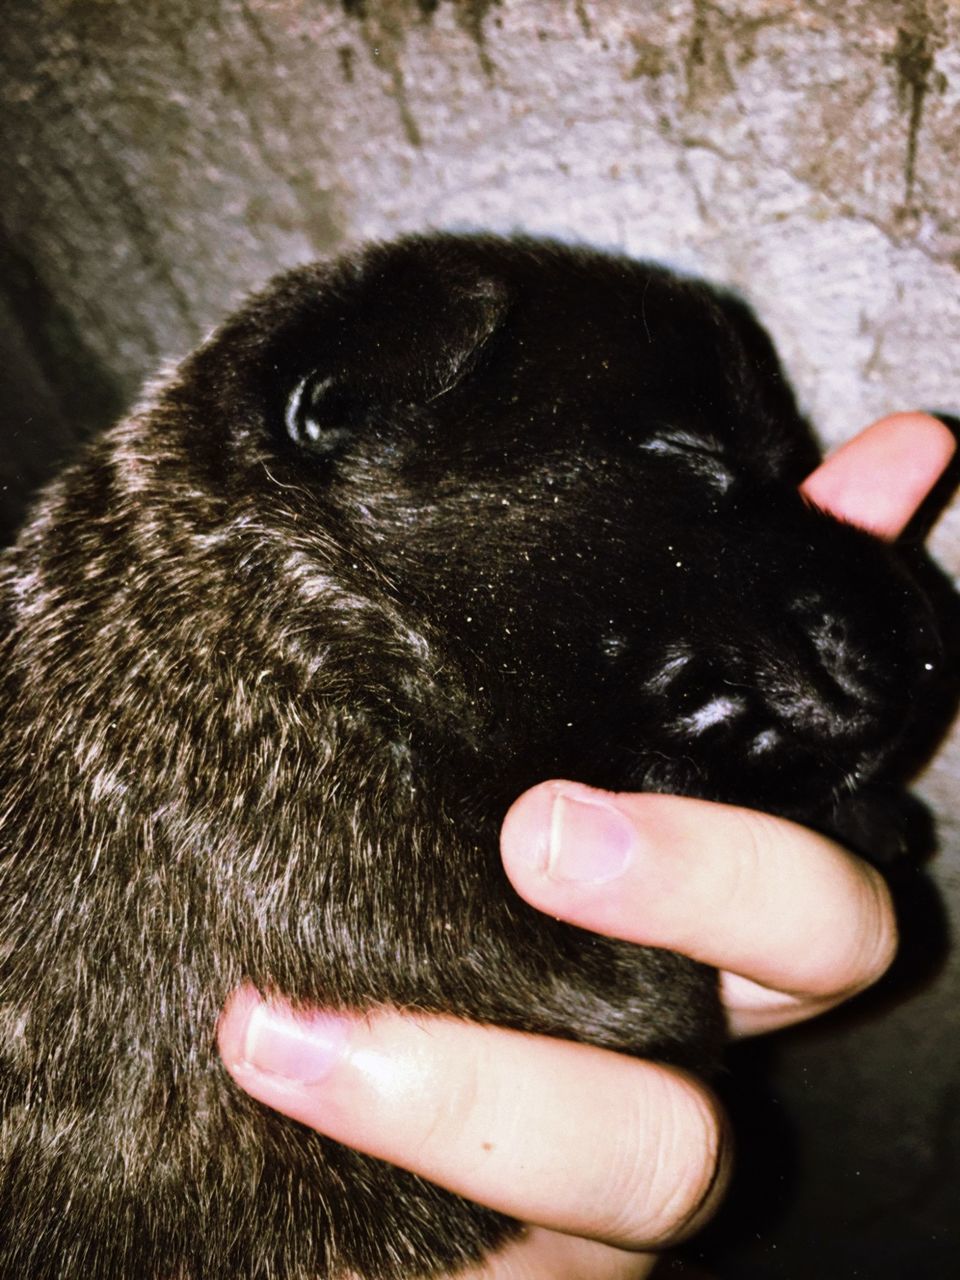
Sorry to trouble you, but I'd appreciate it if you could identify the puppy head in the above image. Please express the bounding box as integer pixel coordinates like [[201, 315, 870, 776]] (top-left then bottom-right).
[[160, 235, 938, 818]]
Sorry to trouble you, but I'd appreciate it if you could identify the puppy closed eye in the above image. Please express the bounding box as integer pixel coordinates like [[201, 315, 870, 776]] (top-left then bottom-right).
[[636, 429, 735, 495], [283, 371, 360, 456]]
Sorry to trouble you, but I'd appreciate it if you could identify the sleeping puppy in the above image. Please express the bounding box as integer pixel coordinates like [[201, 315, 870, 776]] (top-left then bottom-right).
[[0, 234, 942, 1278]]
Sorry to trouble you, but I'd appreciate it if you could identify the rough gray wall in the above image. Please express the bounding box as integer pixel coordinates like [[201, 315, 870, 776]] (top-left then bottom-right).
[[1, 2, 958, 1276]]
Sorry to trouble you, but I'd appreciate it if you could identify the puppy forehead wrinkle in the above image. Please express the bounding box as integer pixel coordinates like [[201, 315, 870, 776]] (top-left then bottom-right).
[[751, 728, 782, 754], [637, 428, 721, 454], [279, 547, 435, 664], [282, 549, 352, 600], [677, 695, 746, 733], [646, 649, 693, 693]]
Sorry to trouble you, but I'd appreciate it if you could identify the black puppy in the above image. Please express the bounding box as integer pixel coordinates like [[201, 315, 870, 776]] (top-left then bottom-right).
[[0, 235, 939, 1278]]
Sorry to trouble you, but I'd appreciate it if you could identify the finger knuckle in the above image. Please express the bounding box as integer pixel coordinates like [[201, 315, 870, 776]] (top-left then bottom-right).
[[848, 867, 898, 992], [598, 1073, 727, 1249]]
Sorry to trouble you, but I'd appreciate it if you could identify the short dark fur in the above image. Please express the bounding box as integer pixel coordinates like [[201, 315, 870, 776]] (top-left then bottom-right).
[[0, 236, 939, 1277]]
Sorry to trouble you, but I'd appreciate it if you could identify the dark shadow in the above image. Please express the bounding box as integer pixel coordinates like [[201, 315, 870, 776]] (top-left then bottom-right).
[[679, 1035, 801, 1275], [680, 409, 960, 1277], [0, 229, 126, 543]]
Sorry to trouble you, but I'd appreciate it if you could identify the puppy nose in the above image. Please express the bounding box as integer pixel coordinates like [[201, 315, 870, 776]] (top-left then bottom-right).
[[771, 595, 919, 752], [806, 614, 878, 709]]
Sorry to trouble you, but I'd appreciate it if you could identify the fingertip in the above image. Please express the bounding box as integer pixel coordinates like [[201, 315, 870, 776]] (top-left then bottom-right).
[[868, 411, 956, 460], [500, 781, 649, 911], [801, 411, 956, 538], [500, 780, 557, 885], [216, 983, 260, 1076], [215, 986, 356, 1139]]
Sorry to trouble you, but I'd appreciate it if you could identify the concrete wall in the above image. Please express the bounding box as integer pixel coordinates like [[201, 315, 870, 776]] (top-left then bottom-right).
[[2, 2, 958, 1274]]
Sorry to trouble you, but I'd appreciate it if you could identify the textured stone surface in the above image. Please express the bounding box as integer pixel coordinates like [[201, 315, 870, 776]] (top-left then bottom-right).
[[1, 2, 959, 1275]]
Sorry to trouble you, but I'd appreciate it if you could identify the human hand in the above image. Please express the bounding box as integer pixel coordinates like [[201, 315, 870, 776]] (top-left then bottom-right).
[[217, 412, 955, 1279]]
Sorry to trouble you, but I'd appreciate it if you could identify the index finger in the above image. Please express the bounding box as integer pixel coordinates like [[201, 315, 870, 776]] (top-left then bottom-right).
[[501, 784, 896, 1010]]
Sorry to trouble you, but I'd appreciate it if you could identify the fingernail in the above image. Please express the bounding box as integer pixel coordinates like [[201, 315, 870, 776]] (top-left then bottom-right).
[[547, 785, 635, 883], [242, 1002, 351, 1085]]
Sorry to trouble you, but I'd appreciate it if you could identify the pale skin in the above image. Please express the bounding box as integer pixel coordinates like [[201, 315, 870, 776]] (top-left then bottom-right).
[[218, 412, 956, 1280]]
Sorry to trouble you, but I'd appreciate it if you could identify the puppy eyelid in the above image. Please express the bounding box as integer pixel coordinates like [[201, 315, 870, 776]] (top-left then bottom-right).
[[284, 373, 310, 439], [284, 373, 335, 444]]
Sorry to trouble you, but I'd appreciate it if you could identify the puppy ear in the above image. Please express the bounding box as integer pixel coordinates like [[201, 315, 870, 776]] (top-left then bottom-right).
[[280, 241, 512, 455]]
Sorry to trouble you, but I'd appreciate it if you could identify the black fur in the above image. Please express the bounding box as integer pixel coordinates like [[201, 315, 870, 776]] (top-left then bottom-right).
[[0, 235, 941, 1278]]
